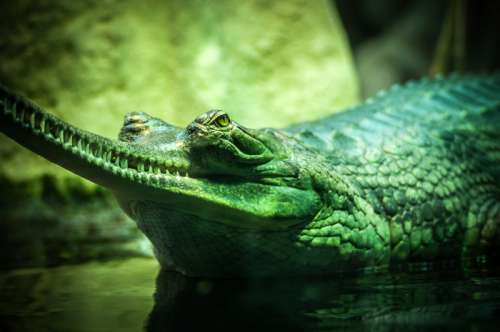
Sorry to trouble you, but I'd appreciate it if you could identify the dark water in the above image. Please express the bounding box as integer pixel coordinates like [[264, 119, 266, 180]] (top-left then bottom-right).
[[1, 258, 500, 331]]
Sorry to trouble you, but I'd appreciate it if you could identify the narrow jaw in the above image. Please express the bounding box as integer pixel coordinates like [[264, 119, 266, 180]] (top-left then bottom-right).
[[0, 87, 321, 229], [0, 86, 191, 192]]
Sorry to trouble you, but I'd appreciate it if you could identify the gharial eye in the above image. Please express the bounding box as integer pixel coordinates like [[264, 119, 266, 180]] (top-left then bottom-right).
[[213, 113, 230, 127]]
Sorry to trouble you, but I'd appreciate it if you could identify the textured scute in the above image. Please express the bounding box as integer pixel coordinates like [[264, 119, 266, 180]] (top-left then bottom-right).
[[287, 74, 500, 263], [133, 201, 388, 277], [287, 74, 500, 146]]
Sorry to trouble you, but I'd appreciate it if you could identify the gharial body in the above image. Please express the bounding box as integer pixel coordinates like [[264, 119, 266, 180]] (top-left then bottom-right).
[[1, 74, 499, 277]]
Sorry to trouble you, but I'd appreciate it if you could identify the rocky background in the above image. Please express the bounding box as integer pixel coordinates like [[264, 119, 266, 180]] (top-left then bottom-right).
[[0, 0, 359, 268]]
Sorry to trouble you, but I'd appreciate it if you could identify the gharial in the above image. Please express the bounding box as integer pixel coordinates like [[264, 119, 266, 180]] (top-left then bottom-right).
[[1, 74, 499, 277]]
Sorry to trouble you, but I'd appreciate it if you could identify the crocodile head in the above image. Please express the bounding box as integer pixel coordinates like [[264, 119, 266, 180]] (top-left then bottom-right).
[[114, 110, 321, 229], [1, 86, 388, 277]]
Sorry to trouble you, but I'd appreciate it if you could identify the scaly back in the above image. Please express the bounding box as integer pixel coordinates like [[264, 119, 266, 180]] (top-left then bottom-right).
[[286, 74, 500, 161]]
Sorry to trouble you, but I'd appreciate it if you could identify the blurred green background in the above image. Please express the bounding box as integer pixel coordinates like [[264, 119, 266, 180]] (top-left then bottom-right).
[[0, 0, 499, 269]]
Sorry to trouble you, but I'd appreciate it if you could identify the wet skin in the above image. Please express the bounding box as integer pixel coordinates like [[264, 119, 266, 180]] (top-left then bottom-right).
[[1, 74, 499, 276]]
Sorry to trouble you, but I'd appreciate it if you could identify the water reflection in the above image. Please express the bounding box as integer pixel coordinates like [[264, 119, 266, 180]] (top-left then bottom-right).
[[148, 265, 500, 331], [2, 259, 500, 331]]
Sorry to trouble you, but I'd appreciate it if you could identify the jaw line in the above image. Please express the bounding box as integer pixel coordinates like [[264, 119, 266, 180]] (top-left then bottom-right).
[[114, 169, 321, 230], [0, 86, 320, 230]]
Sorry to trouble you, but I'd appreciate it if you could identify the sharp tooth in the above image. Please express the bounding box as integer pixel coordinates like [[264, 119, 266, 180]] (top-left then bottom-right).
[[30, 112, 36, 129], [40, 116, 46, 132], [59, 128, 65, 143], [120, 158, 128, 169], [91, 143, 98, 156], [104, 151, 111, 162], [160, 163, 168, 174], [4, 100, 12, 117], [115, 154, 121, 166], [175, 170, 180, 177], [138, 161, 144, 172], [18, 106, 25, 123], [53, 125, 60, 140], [70, 133, 77, 146], [46, 120, 54, 136], [11, 101, 17, 119], [96, 144, 103, 158], [43, 119, 50, 134]]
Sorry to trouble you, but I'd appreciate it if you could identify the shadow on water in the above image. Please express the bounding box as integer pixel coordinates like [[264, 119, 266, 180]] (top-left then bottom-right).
[[2, 258, 500, 331], [148, 264, 500, 332]]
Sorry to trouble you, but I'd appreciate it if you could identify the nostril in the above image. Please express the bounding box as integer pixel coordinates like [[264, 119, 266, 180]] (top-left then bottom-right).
[[124, 112, 148, 125], [125, 123, 147, 133]]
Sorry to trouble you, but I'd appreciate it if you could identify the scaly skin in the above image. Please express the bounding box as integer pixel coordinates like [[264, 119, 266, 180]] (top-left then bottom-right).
[[1, 74, 499, 277]]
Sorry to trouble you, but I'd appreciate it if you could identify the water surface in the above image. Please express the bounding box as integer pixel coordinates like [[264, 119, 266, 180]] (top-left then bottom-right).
[[1, 258, 500, 331]]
